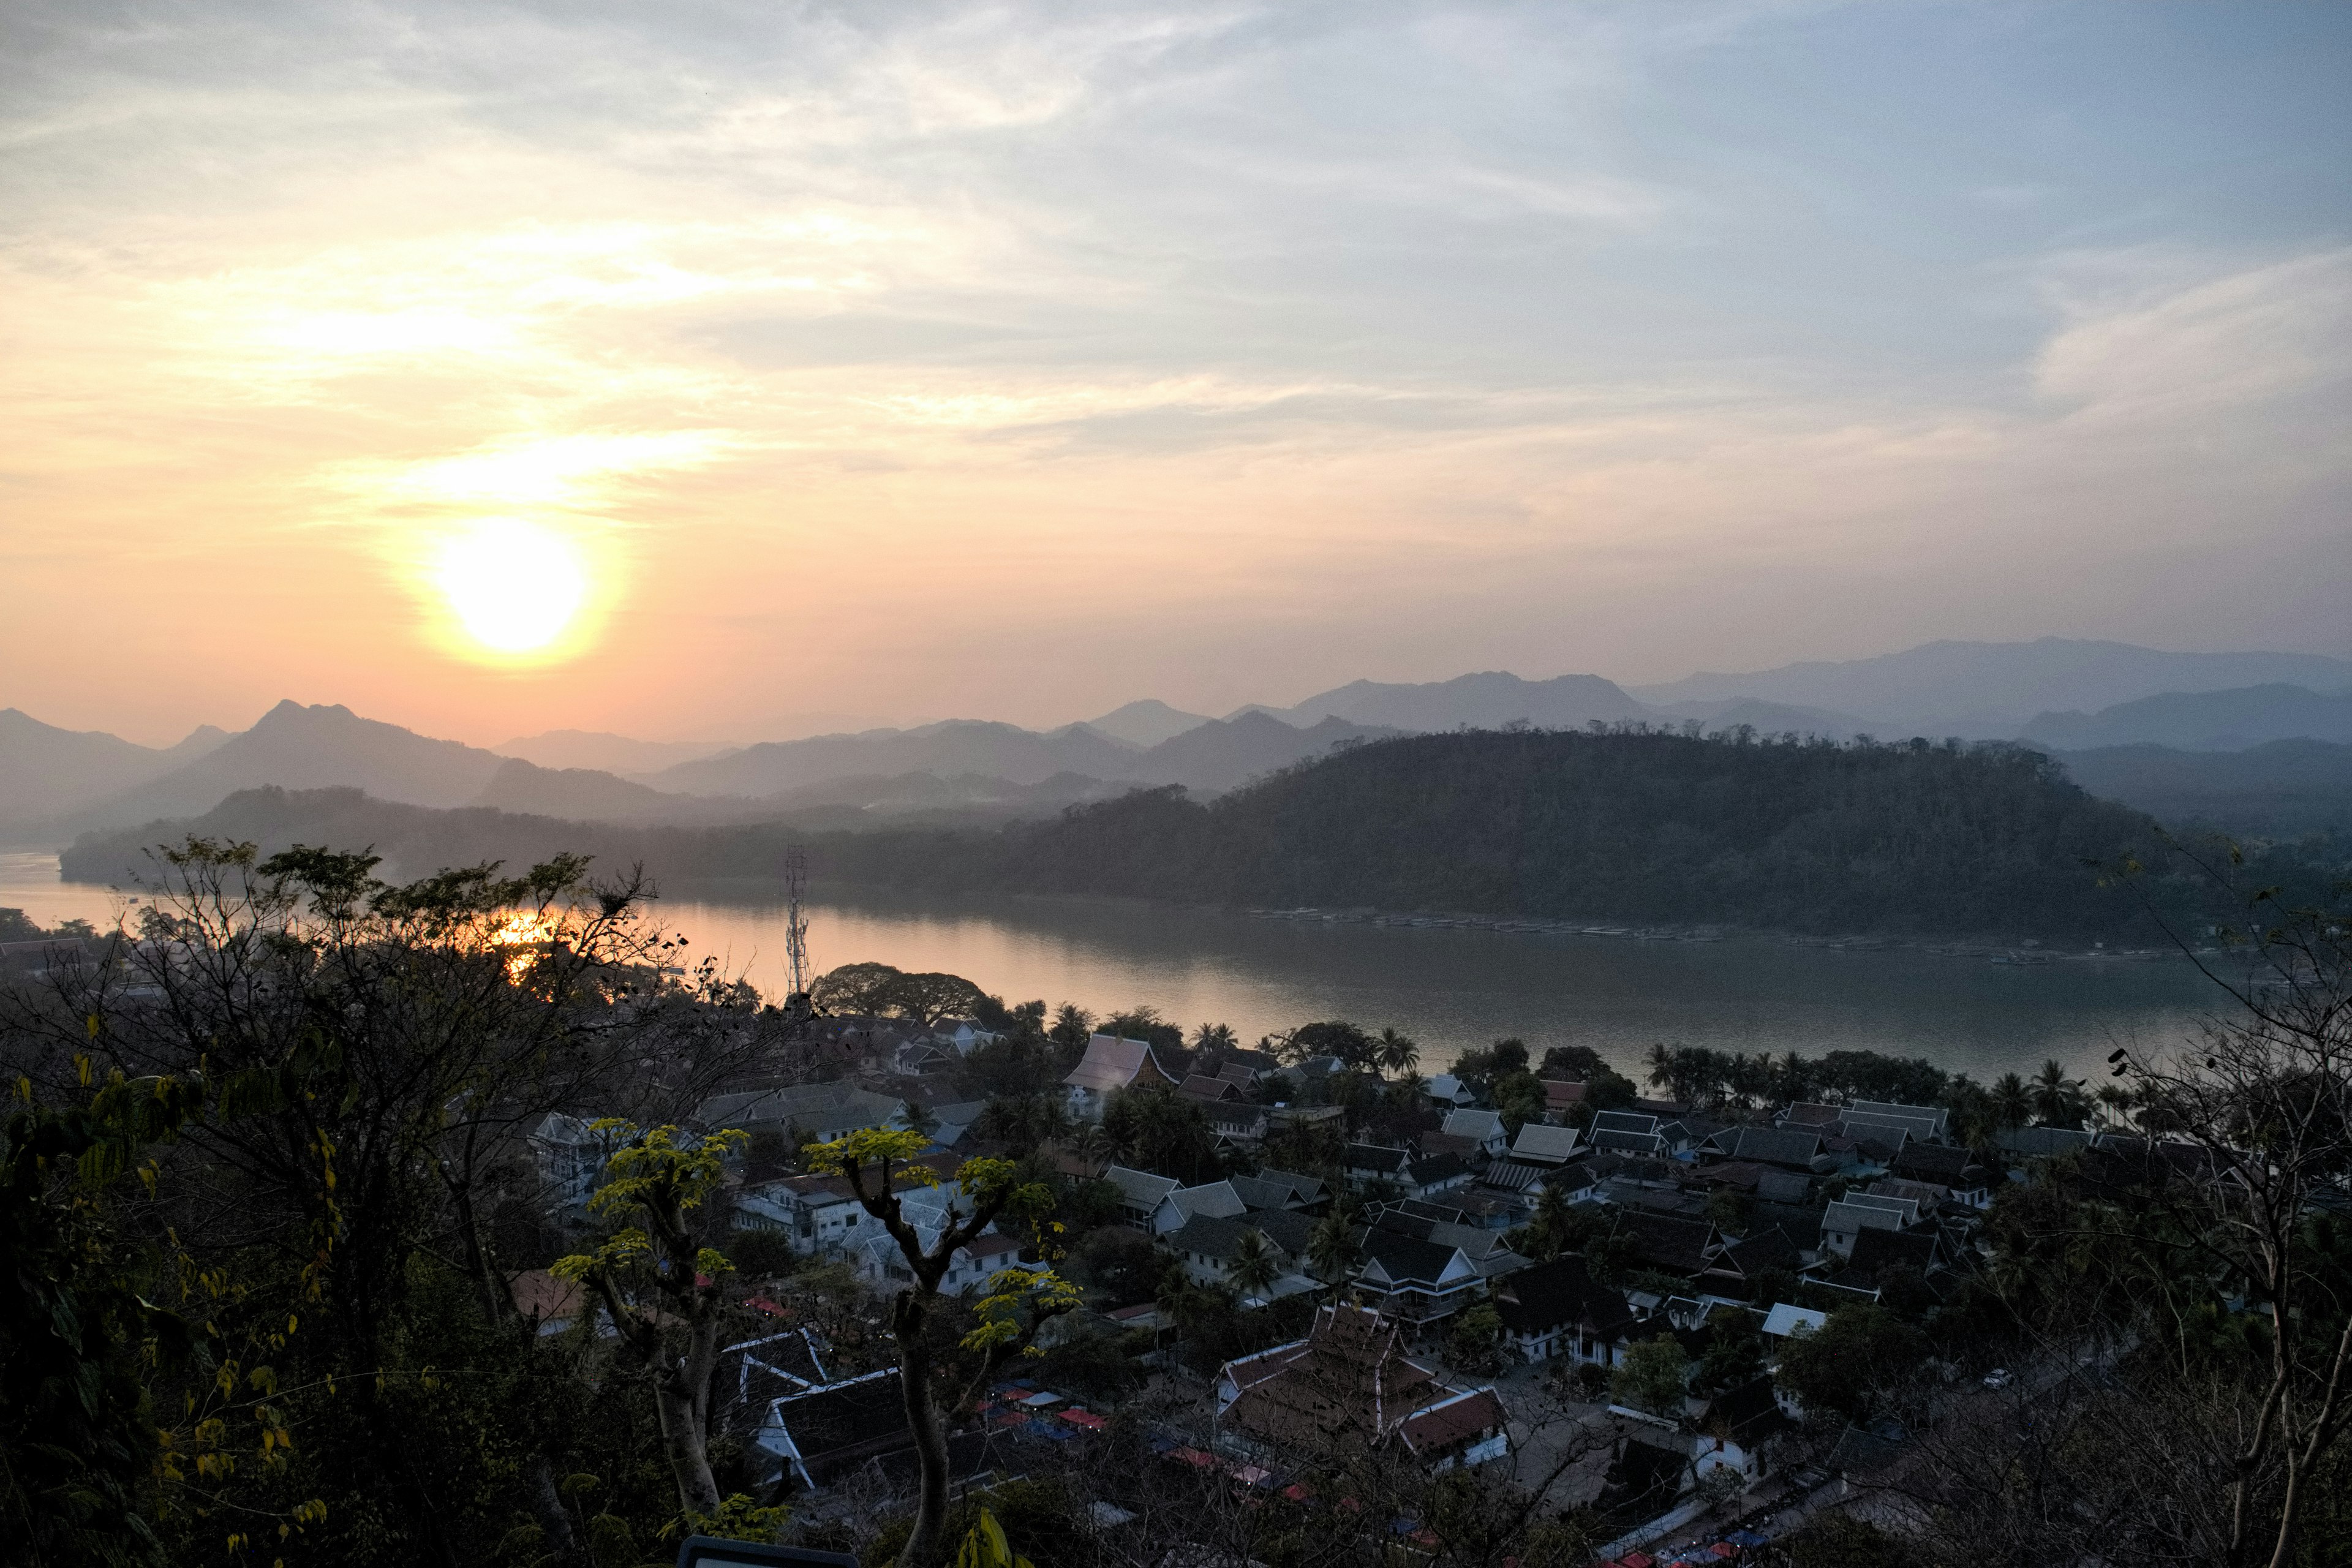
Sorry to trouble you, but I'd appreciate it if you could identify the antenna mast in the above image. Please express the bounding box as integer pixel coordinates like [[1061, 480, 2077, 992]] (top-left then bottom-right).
[[783, 844, 812, 999]]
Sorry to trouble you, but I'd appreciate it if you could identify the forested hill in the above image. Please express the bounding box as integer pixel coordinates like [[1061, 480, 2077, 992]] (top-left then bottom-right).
[[815, 729, 2176, 938], [64, 732, 2309, 941]]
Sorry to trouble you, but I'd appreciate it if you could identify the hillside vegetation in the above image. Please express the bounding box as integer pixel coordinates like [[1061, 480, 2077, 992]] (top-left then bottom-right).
[[67, 730, 2320, 942], [820, 729, 2192, 938]]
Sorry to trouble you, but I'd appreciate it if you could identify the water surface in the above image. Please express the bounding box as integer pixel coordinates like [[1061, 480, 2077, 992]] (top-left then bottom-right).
[[4, 854, 2233, 1085]]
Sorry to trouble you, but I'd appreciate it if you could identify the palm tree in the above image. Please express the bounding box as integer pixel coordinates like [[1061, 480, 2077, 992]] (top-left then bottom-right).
[[1225, 1227, 1280, 1303], [1526, 1183, 1575, 1262], [1990, 1072, 2032, 1130], [1191, 1022, 1237, 1054], [2092, 1082, 2136, 1131], [1306, 1211, 1355, 1292], [1645, 1041, 1675, 1092], [1068, 1121, 1112, 1173], [2030, 1059, 2086, 1128], [1376, 1028, 1420, 1079]]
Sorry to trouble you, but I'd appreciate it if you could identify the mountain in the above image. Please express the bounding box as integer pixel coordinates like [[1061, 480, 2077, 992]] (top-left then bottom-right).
[[0, 709, 229, 831], [649, 719, 1139, 797], [1629, 639, 2352, 734], [81, 701, 510, 829], [494, 729, 738, 775], [1250, 671, 1653, 732], [470, 758, 749, 824], [2020, 685, 2352, 752], [1120, 712, 1392, 791], [1084, 699, 1212, 748], [2054, 740, 2352, 839]]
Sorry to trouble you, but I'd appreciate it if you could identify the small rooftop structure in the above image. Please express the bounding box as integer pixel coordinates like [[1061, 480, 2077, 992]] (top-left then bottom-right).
[[1063, 1035, 1175, 1118]]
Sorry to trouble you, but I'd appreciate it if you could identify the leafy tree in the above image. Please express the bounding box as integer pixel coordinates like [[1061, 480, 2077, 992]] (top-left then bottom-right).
[[1490, 1068, 1547, 1134], [804, 1129, 1078, 1568], [1447, 1298, 1503, 1370], [1540, 1043, 1608, 1080], [552, 1122, 748, 1514], [1610, 1335, 1689, 1418], [1285, 1020, 1376, 1070], [1452, 1038, 1529, 1098], [1773, 1303, 1927, 1422], [1096, 1006, 1182, 1055], [1047, 1004, 1094, 1053]]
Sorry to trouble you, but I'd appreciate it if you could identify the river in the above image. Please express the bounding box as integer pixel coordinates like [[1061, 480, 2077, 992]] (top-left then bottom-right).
[[3, 853, 2236, 1085]]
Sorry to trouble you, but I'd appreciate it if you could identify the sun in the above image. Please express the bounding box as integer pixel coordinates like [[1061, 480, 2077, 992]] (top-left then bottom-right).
[[434, 519, 592, 659]]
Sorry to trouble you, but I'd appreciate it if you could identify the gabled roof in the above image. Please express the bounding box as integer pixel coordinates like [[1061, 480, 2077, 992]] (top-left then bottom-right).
[[1178, 1074, 1245, 1102], [1229, 1175, 1306, 1212], [1709, 1126, 1823, 1169], [1760, 1302, 1827, 1339], [1782, 1101, 1842, 1126], [1489, 1255, 1634, 1339], [1218, 1305, 1444, 1452], [1102, 1164, 1180, 1210], [1994, 1125, 2094, 1158], [698, 1084, 904, 1133], [1751, 1201, 1825, 1251], [1440, 1108, 1506, 1142], [1617, 1210, 1717, 1275], [1359, 1229, 1474, 1289], [1169, 1213, 1281, 1265], [1697, 1374, 1789, 1444], [1511, 1123, 1581, 1164], [1823, 1199, 1909, 1235], [1713, 1226, 1801, 1278], [1593, 1110, 1660, 1137], [1542, 1078, 1589, 1107], [1754, 1168, 1813, 1204], [1406, 1152, 1470, 1188], [1848, 1099, 1950, 1137], [1253, 1168, 1327, 1205], [1064, 1035, 1174, 1095], [1545, 1163, 1600, 1196], [1848, 1224, 1942, 1280], [1892, 1142, 1979, 1185], [1344, 1143, 1412, 1174], [1398, 1387, 1509, 1455], [1170, 1181, 1248, 1221], [1477, 1157, 1549, 1193]]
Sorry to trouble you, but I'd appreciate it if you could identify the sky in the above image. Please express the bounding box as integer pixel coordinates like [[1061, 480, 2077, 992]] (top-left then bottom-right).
[[2, 1, 2347, 748]]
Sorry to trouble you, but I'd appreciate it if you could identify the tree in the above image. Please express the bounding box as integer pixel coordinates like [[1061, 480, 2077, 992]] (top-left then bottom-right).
[[1447, 1299, 1504, 1371], [1287, 1020, 1376, 1071], [1773, 1303, 1926, 1422], [1540, 1044, 1607, 1080], [551, 1122, 747, 1515], [805, 1129, 1078, 1568], [1224, 1227, 1280, 1302], [1990, 1071, 2032, 1129], [1190, 1022, 1237, 1055], [1306, 1211, 1356, 1289], [1047, 1004, 1094, 1053], [1610, 1335, 1689, 1418], [1376, 1028, 1420, 1078], [2030, 1057, 2087, 1127]]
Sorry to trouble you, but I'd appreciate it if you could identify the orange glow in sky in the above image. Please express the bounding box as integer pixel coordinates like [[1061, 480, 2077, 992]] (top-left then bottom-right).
[[1, 4, 2345, 749]]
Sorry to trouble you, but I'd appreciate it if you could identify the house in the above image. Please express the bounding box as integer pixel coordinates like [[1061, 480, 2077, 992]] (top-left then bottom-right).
[[1539, 1078, 1588, 1121], [1758, 1301, 1828, 1346], [1250, 1168, 1329, 1212], [1229, 1174, 1311, 1212], [1779, 1101, 1843, 1130], [1890, 1144, 1992, 1205], [1215, 1304, 1510, 1471], [1422, 1074, 1479, 1108], [1178, 1074, 1246, 1104], [1615, 1210, 1718, 1277], [1509, 1123, 1581, 1165], [1102, 1165, 1183, 1232], [924, 1100, 990, 1153], [1490, 1255, 1638, 1365], [1352, 1229, 1487, 1323], [750, 1368, 914, 1490], [1687, 1374, 1792, 1488], [1543, 1163, 1605, 1205], [1199, 1102, 1273, 1147], [1343, 1143, 1414, 1189], [1994, 1125, 2095, 1163], [1476, 1156, 1552, 1197], [1165, 1210, 1321, 1302], [1845, 1223, 1944, 1286], [1749, 1201, 1828, 1261], [1439, 1108, 1509, 1158], [1589, 1110, 1668, 1158], [1063, 1035, 1176, 1121], [1167, 1180, 1250, 1224], [1845, 1099, 1950, 1142], [1405, 1151, 1474, 1199], [1820, 1193, 1920, 1259], [889, 1036, 960, 1077], [697, 1084, 907, 1145], [930, 1018, 998, 1057], [854, 1223, 1033, 1295], [1705, 1226, 1804, 1292], [1704, 1126, 1826, 1172], [526, 1112, 613, 1207]]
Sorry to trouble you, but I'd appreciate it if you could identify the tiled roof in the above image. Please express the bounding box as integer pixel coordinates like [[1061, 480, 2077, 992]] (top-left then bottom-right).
[[1178, 1074, 1243, 1101], [1359, 1229, 1467, 1289], [1102, 1164, 1179, 1210], [1229, 1175, 1305, 1211], [1407, 1152, 1470, 1187], [1824, 1199, 1907, 1235], [1510, 1124, 1581, 1164], [1713, 1226, 1801, 1277], [1440, 1108, 1505, 1142], [1618, 1210, 1716, 1275], [1064, 1036, 1172, 1094], [1170, 1181, 1248, 1220], [1398, 1387, 1508, 1455], [1218, 1305, 1442, 1452], [1713, 1126, 1823, 1169], [1489, 1255, 1633, 1338], [1253, 1168, 1327, 1205], [1848, 1224, 1940, 1280], [1344, 1143, 1412, 1174]]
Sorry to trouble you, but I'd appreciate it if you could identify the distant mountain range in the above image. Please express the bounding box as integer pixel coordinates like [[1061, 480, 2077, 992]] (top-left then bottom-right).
[[9, 638, 2351, 849], [1626, 638, 2352, 736]]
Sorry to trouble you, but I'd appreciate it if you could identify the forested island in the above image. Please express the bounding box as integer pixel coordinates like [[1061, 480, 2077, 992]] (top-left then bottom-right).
[[62, 728, 2347, 942]]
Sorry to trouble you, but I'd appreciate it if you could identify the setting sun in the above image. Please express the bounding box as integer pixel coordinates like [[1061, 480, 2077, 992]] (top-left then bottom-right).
[[434, 519, 590, 659]]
